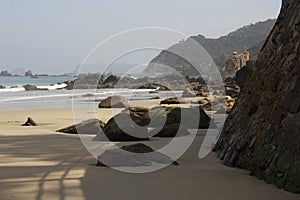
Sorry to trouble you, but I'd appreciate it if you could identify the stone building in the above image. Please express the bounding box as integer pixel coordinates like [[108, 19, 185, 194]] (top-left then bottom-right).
[[224, 50, 250, 79]]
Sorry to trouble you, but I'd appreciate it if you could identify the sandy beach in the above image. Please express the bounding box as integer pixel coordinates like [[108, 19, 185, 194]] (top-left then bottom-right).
[[0, 100, 299, 200]]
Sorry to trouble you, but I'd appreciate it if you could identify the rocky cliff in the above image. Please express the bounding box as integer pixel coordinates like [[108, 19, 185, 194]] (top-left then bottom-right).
[[144, 19, 275, 77], [214, 0, 300, 193]]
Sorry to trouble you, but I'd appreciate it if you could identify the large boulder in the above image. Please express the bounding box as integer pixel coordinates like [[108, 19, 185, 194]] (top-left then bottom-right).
[[97, 143, 179, 167], [98, 96, 129, 109], [102, 107, 150, 141], [0, 85, 5, 89], [150, 106, 214, 131], [214, 0, 300, 193], [151, 123, 190, 138], [56, 119, 105, 134]]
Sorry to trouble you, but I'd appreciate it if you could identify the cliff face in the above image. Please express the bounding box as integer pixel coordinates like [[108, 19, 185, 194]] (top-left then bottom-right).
[[144, 19, 275, 77], [215, 0, 300, 193]]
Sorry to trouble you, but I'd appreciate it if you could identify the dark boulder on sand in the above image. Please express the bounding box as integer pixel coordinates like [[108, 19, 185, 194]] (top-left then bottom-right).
[[96, 143, 179, 167], [98, 96, 129, 109], [151, 123, 190, 137], [0, 85, 5, 89], [56, 119, 105, 134], [148, 106, 215, 138], [150, 106, 214, 130], [102, 107, 150, 141], [22, 117, 37, 126], [160, 97, 188, 105]]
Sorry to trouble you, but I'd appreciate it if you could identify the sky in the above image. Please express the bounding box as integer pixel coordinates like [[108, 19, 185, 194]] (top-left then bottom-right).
[[0, 0, 282, 74]]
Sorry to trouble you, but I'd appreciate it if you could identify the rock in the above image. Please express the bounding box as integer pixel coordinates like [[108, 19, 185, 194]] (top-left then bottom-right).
[[138, 83, 169, 91], [215, 1, 300, 193], [0, 85, 5, 89], [23, 84, 38, 91], [150, 96, 160, 99], [225, 87, 240, 98], [150, 106, 214, 130], [102, 107, 150, 141], [82, 93, 95, 97], [22, 117, 37, 126], [236, 60, 255, 90], [160, 97, 187, 105], [0, 70, 12, 76], [151, 123, 190, 137], [56, 119, 105, 134], [96, 143, 179, 167], [64, 80, 74, 90], [98, 96, 129, 109], [149, 90, 159, 94], [182, 88, 196, 97], [25, 70, 33, 77]]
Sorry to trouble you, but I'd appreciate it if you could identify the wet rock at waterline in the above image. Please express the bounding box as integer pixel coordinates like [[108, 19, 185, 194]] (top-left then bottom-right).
[[98, 96, 129, 109]]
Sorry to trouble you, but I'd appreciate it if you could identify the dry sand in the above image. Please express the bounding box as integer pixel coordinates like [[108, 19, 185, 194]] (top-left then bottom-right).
[[0, 100, 299, 200]]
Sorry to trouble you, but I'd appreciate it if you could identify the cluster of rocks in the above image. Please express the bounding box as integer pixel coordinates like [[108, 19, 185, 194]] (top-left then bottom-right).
[[63, 73, 202, 91], [214, 0, 300, 194], [24, 70, 38, 78], [56, 95, 215, 166], [0, 70, 12, 76], [0, 69, 37, 77]]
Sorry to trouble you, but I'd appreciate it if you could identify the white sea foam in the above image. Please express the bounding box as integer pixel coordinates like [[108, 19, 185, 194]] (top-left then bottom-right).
[[37, 83, 67, 90]]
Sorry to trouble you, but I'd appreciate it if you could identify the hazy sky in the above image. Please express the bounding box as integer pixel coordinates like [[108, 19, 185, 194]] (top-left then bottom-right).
[[0, 0, 281, 74]]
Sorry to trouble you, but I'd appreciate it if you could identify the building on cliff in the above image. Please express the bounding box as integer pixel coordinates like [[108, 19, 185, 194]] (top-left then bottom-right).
[[224, 50, 250, 79]]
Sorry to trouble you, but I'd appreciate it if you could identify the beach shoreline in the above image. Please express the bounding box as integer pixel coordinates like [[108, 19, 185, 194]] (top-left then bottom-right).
[[0, 105, 299, 200]]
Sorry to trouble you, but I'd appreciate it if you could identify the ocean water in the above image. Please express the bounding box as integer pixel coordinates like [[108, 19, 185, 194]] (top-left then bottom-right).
[[0, 76, 181, 110], [0, 75, 74, 88]]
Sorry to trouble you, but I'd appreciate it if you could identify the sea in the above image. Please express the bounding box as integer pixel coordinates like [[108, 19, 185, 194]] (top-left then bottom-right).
[[0, 76, 180, 110]]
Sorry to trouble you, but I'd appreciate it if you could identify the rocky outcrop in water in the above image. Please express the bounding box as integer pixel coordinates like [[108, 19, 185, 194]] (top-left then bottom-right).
[[25, 70, 33, 77], [214, 0, 300, 193], [0, 70, 12, 76], [23, 84, 38, 91]]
